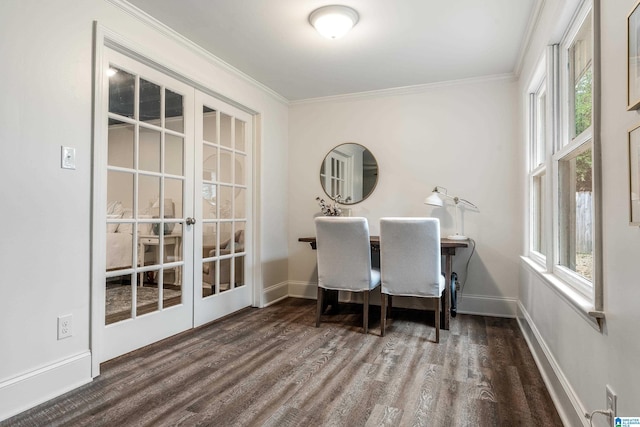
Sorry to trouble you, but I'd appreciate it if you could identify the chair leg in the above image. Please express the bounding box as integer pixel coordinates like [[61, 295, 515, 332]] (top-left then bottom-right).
[[363, 290, 369, 334], [380, 293, 387, 336], [435, 296, 441, 343], [316, 286, 323, 328]]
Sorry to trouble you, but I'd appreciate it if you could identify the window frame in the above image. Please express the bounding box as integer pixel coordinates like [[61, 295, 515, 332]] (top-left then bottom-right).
[[528, 75, 549, 266], [524, 0, 604, 328], [552, 2, 595, 298]]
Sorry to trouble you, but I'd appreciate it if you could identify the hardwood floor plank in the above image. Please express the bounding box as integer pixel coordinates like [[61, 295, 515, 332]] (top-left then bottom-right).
[[2, 299, 562, 427]]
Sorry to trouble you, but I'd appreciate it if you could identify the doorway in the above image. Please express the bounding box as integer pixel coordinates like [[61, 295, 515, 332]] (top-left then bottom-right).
[[98, 47, 253, 362]]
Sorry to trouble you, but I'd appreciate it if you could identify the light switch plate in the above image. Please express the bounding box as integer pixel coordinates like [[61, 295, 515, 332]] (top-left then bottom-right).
[[61, 146, 76, 170]]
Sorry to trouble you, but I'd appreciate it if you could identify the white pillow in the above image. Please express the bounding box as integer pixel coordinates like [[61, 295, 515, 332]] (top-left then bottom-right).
[[106, 214, 120, 233], [106, 201, 124, 216]]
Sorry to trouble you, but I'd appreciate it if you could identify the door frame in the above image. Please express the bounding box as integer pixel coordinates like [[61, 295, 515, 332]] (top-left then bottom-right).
[[91, 24, 262, 377]]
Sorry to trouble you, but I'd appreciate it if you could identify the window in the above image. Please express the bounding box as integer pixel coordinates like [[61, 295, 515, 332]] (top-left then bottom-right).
[[529, 80, 548, 261], [554, 6, 594, 298], [526, 0, 601, 317]]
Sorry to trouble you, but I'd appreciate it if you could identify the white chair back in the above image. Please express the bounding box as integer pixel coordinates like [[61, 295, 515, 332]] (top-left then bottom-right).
[[314, 217, 375, 292], [380, 217, 444, 297]]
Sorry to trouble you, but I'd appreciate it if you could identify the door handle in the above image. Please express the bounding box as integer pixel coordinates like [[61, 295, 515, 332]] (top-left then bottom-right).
[[185, 217, 196, 225]]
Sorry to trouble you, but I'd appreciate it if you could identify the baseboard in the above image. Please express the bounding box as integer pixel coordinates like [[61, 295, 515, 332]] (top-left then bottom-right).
[[288, 281, 318, 300], [457, 293, 517, 318], [0, 351, 92, 422], [262, 281, 290, 307], [516, 302, 587, 427], [288, 281, 517, 318]]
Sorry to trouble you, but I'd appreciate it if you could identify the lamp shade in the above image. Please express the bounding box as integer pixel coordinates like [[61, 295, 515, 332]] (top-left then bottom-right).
[[424, 192, 444, 207], [309, 5, 359, 39]]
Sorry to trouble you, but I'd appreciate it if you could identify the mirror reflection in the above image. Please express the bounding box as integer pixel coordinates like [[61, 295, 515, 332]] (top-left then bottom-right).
[[320, 143, 378, 205]]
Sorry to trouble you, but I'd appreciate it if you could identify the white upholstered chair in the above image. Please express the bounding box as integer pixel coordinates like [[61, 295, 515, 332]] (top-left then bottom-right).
[[314, 217, 381, 333], [380, 217, 445, 342]]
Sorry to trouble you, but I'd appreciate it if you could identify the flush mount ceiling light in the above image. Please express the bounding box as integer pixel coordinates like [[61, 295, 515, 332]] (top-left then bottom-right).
[[309, 5, 359, 39]]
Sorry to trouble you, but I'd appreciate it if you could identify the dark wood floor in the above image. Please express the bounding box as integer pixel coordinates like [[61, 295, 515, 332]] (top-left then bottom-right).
[[2, 298, 562, 427]]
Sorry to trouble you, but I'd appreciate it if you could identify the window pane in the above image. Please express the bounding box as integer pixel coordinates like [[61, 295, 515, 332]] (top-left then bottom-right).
[[532, 173, 546, 254], [571, 11, 593, 138], [558, 148, 593, 280], [535, 90, 546, 167]]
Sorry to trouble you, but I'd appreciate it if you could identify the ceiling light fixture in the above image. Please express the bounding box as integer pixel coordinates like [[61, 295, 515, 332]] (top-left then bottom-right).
[[309, 5, 359, 39]]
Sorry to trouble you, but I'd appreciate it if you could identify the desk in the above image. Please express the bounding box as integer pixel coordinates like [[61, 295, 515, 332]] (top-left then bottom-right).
[[298, 236, 468, 330]]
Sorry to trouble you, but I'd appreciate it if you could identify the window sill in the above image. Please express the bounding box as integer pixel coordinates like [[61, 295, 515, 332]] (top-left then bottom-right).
[[520, 256, 603, 332]]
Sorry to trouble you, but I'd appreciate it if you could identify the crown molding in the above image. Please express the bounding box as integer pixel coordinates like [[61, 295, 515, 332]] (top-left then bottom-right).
[[105, 0, 289, 106], [290, 73, 517, 106], [513, 0, 546, 79]]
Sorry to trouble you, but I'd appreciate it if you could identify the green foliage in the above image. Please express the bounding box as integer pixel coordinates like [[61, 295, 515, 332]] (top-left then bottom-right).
[[575, 149, 592, 192], [574, 66, 592, 192], [574, 67, 592, 137]]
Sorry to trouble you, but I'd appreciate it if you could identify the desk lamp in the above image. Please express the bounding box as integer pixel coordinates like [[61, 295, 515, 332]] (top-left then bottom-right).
[[424, 186, 478, 241]]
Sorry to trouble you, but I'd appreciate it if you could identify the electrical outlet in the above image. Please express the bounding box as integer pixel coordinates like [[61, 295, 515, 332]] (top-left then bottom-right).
[[606, 384, 617, 424], [57, 314, 73, 340]]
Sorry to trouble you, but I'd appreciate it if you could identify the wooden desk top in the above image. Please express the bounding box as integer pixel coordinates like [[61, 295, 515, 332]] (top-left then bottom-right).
[[298, 236, 468, 249]]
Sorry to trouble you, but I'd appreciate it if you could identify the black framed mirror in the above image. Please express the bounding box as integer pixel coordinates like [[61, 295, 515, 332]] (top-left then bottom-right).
[[319, 143, 378, 205]]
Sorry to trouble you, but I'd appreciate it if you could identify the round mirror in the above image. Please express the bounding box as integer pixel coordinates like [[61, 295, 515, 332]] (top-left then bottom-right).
[[320, 143, 378, 205]]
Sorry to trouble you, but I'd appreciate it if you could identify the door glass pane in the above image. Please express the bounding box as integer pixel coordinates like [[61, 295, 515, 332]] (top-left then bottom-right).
[[203, 145, 217, 181], [163, 267, 182, 308], [170, 223, 183, 262], [106, 221, 133, 270], [235, 153, 246, 185], [203, 184, 217, 219], [108, 120, 134, 169], [220, 257, 231, 293], [139, 78, 161, 124], [220, 186, 233, 219], [235, 188, 246, 219], [203, 107, 217, 143], [108, 67, 135, 118], [220, 113, 232, 148], [220, 150, 233, 183], [203, 260, 217, 297], [165, 178, 183, 218], [165, 134, 184, 176], [235, 118, 245, 152], [203, 222, 218, 257], [138, 175, 160, 218], [235, 256, 245, 287], [139, 127, 161, 173], [107, 171, 134, 212], [165, 89, 184, 132], [137, 269, 160, 316], [105, 274, 133, 325]]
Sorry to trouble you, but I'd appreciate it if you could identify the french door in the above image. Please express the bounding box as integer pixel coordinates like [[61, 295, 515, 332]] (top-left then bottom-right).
[[100, 48, 252, 361]]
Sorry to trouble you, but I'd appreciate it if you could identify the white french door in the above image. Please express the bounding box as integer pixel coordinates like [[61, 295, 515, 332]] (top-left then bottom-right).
[[99, 48, 252, 362], [194, 91, 253, 327]]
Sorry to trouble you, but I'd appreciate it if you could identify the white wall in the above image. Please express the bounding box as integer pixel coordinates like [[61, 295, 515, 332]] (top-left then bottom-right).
[[0, 0, 288, 420], [288, 78, 521, 315], [518, 0, 640, 423]]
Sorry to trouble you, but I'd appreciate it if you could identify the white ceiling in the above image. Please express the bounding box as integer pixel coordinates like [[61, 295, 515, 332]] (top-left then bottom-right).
[[126, 0, 537, 101]]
